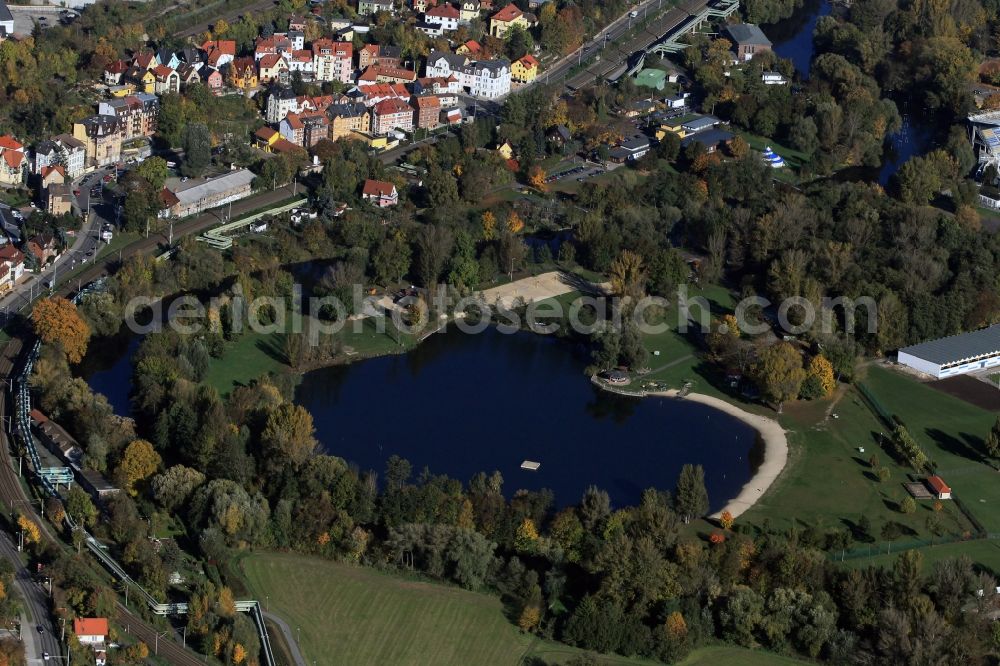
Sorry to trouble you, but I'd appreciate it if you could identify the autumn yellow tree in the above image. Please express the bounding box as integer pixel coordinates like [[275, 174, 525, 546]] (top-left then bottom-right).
[[232, 643, 247, 665], [506, 210, 525, 234], [518, 604, 541, 632], [32, 297, 91, 364], [17, 515, 40, 545], [664, 611, 687, 640], [609, 249, 646, 301], [719, 510, 734, 530], [728, 135, 749, 159], [218, 586, 236, 618], [115, 439, 162, 495], [527, 165, 547, 191], [802, 354, 836, 399], [481, 211, 497, 240], [752, 341, 806, 412], [515, 517, 539, 552]]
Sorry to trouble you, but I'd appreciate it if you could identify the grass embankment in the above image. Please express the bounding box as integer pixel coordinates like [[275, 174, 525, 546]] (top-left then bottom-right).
[[241, 552, 668, 666], [204, 313, 417, 396]]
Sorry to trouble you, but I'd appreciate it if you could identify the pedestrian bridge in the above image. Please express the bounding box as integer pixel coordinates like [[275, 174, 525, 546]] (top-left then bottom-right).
[[626, 0, 740, 76]]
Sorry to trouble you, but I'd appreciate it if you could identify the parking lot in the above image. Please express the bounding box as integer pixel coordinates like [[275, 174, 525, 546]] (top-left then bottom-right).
[[7, 6, 78, 36], [544, 162, 606, 184]]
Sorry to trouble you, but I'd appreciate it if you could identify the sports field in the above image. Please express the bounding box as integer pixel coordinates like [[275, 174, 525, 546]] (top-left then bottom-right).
[[862, 365, 1000, 532], [839, 539, 1000, 573], [740, 385, 974, 539]]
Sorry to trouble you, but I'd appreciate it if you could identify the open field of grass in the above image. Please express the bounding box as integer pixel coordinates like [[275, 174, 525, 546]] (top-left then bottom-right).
[[202, 327, 288, 396], [838, 538, 1000, 573], [242, 552, 658, 666], [862, 365, 1000, 533], [740, 386, 974, 540], [678, 645, 809, 665]]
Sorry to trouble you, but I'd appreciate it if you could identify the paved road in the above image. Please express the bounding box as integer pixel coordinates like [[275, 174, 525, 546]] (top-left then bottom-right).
[[263, 610, 307, 666], [0, 531, 60, 664], [0, 166, 116, 323]]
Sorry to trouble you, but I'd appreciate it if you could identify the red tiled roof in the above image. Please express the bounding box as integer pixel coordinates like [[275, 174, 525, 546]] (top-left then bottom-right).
[[158, 188, 180, 208], [259, 53, 286, 69], [374, 98, 412, 115], [927, 475, 951, 494], [41, 165, 65, 180], [255, 126, 279, 141], [273, 138, 305, 154], [461, 40, 481, 53], [105, 60, 128, 74], [517, 54, 539, 67], [152, 65, 175, 78], [414, 95, 440, 108], [427, 3, 460, 17], [201, 40, 236, 56], [0, 244, 24, 264], [3, 151, 24, 169], [0, 135, 22, 151], [491, 4, 522, 21], [284, 113, 304, 129], [73, 618, 109, 638], [362, 179, 396, 197]]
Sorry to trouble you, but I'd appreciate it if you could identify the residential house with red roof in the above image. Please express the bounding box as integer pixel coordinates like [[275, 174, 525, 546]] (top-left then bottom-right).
[[372, 97, 414, 134], [313, 39, 353, 83], [489, 3, 535, 37], [229, 57, 259, 89], [258, 53, 289, 84], [511, 54, 539, 82], [357, 65, 417, 85], [413, 95, 441, 129], [426, 3, 461, 31], [456, 40, 482, 56], [103, 60, 129, 85], [0, 244, 25, 292], [202, 40, 237, 68], [362, 179, 398, 207], [152, 65, 180, 94], [0, 135, 25, 186]]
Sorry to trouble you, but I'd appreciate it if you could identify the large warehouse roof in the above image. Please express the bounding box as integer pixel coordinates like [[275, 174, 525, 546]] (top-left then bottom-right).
[[899, 324, 1000, 365]]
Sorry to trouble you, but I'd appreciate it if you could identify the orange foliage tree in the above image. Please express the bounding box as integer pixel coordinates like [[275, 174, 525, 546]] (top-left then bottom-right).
[[32, 297, 91, 364], [527, 165, 547, 190]]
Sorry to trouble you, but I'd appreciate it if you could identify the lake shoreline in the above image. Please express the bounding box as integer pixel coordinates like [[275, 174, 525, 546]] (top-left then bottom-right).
[[592, 378, 789, 521]]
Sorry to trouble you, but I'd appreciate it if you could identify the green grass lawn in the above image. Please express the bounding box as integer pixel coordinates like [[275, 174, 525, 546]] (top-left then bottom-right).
[[241, 552, 657, 666], [862, 365, 1000, 533], [838, 538, 1000, 574], [733, 130, 809, 174], [739, 386, 974, 541], [678, 645, 809, 665], [202, 327, 288, 396]]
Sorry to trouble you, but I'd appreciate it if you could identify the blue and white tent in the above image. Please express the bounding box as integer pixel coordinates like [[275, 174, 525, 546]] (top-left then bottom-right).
[[762, 146, 785, 168]]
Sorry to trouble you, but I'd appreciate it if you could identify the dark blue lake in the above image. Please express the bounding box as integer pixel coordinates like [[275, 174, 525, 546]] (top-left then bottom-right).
[[296, 327, 761, 510]]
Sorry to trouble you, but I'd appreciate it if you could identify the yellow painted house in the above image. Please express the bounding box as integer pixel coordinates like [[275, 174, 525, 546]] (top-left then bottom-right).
[[511, 54, 539, 83], [254, 126, 281, 152], [489, 4, 533, 38], [495, 141, 514, 160], [230, 58, 259, 89], [138, 69, 156, 94]]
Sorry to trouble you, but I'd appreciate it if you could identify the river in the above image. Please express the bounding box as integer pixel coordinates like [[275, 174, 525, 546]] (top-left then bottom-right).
[[766, 0, 935, 182]]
